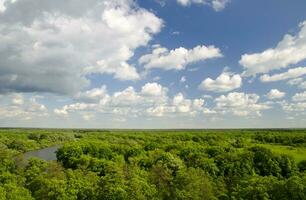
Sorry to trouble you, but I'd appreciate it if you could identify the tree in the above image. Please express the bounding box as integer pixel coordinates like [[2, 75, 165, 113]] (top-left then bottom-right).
[[173, 168, 216, 200], [3, 183, 34, 200], [298, 160, 306, 172], [250, 146, 281, 177]]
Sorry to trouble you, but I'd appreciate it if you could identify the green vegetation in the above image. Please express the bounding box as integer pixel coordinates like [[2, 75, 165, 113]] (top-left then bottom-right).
[[0, 128, 306, 200]]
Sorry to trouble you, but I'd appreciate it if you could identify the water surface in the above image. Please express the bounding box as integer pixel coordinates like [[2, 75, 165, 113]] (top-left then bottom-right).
[[23, 145, 61, 161]]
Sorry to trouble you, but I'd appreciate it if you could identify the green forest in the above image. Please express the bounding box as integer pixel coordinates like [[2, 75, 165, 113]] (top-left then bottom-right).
[[0, 129, 306, 200]]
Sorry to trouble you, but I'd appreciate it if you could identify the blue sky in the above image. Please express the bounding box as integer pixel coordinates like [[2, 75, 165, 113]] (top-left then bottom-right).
[[0, 0, 306, 128]]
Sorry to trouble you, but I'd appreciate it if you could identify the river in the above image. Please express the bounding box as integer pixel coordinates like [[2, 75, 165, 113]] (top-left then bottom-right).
[[23, 145, 61, 161]]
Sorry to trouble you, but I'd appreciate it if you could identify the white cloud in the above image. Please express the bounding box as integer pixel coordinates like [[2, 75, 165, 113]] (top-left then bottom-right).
[[82, 113, 95, 121], [211, 0, 229, 11], [177, 0, 190, 6], [172, 31, 180, 35], [199, 72, 242, 92], [141, 82, 168, 97], [0, 0, 6, 12], [54, 83, 206, 118], [155, 0, 166, 7], [240, 21, 306, 76], [215, 92, 270, 117], [0, 0, 162, 94], [260, 67, 306, 82], [292, 91, 306, 102], [139, 45, 222, 70], [287, 77, 304, 85], [173, 93, 202, 113], [12, 93, 24, 105], [0, 94, 48, 120], [54, 103, 97, 116], [112, 87, 142, 106], [153, 76, 161, 81], [84, 60, 140, 81], [146, 105, 173, 117], [75, 86, 109, 103], [176, 0, 230, 11], [266, 89, 286, 100], [147, 93, 205, 116], [202, 108, 217, 114], [27, 97, 47, 113], [202, 94, 213, 99], [180, 76, 187, 83], [0, 0, 17, 13], [279, 100, 306, 112], [287, 78, 306, 89], [54, 108, 68, 116], [102, 6, 161, 34], [300, 81, 306, 89]]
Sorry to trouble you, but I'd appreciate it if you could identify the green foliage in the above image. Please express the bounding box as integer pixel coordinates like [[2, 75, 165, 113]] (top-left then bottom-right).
[[0, 128, 305, 199], [298, 160, 306, 172]]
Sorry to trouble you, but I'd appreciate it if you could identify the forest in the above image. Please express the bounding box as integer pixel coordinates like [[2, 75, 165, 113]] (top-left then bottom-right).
[[0, 128, 306, 200]]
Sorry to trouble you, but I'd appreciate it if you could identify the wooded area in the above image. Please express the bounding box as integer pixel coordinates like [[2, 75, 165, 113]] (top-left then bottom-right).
[[0, 129, 306, 199]]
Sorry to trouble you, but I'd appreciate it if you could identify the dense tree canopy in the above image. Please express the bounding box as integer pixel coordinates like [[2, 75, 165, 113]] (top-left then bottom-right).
[[0, 129, 305, 199]]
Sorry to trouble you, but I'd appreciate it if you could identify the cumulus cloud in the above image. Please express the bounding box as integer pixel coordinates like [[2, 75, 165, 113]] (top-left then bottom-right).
[[292, 91, 306, 102], [266, 89, 286, 100], [54, 83, 206, 118], [260, 67, 306, 82], [0, 0, 6, 12], [55, 86, 273, 120], [0, 94, 48, 120], [172, 93, 204, 113], [240, 21, 306, 76], [286, 78, 306, 89], [279, 100, 306, 112], [111, 87, 142, 107], [139, 44, 222, 70], [83, 61, 141, 81], [53, 86, 276, 121], [215, 92, 270, 117], [54, 102, 96, 116], [211, 0, 229, 11], [176, 0, 230, 11], [141, 82, 168, 97], [146, 93, 205, 117], [75, 86, 109, 103], [0, 0, 162, 94], [12, 93, 24, 105], [287, 78, 304, 85], [300, 81, 306, 89], [0, 0, 17, 13], [199, 72, 242, 93], [180, 76, 187, 83]]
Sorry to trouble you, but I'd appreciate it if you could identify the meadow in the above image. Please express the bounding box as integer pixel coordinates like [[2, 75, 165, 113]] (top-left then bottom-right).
[[0, 128, 305, 200]]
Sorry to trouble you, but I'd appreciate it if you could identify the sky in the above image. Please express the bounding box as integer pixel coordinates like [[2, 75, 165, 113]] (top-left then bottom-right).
[[0, 0, 306, 128]]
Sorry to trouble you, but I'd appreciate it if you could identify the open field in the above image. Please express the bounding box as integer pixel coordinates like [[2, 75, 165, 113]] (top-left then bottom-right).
[[0, 128, 306, 199]]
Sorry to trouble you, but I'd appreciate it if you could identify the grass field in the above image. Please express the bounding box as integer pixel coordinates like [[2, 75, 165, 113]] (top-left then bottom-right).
[[257, 144, 306, 162]]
